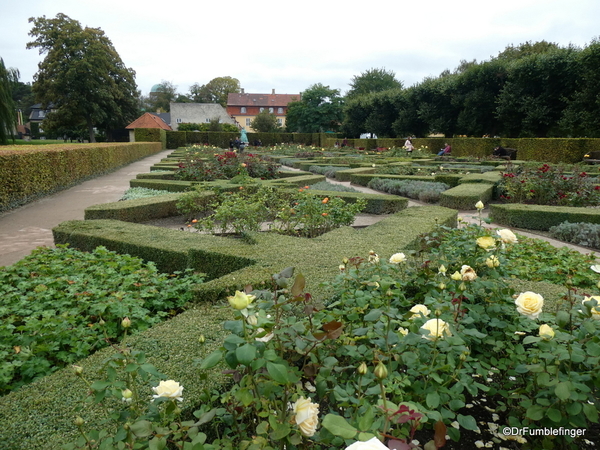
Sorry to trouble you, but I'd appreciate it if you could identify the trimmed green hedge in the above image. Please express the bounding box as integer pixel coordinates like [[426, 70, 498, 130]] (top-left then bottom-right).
[[350, 173, 436, 186], [84, 193, 187, 222], [0, 142, 163, 212], [489, 204, 600, 231], [334, 167, 376, 182], [439, 183, 494, 210], [129, 178, 195, 192], [134, 128, 166, 149]]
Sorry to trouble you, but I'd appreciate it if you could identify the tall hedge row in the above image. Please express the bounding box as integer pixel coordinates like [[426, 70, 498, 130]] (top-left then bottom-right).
[[323, 136, 599, 163], [144, 130, 330, 149], [0, 142, 163, 212]]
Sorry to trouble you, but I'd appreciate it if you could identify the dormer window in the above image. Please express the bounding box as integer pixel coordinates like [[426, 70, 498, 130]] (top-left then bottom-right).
[[241, 107, 246, 113]]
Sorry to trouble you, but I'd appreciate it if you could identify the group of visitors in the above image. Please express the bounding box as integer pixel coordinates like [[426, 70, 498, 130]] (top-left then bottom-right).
[[229, 138, 246, 152]]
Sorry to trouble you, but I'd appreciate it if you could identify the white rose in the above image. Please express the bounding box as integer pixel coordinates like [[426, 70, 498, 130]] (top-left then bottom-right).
[[409, 304, 431, 319], [515, 292, 544, 319], [497, 229, 518, 244], [582, 296, 600, 320], [345, 437, 389, 450], [421, 318, 452, 341], [152, 380, 183, 402], [389, 252, 407, 264], [461, 265, 477, 281], [292, 397, 319, 437]]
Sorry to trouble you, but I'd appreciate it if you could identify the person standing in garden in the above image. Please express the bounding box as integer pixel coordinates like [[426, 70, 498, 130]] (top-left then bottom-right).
[[404, 137, 415, 153]]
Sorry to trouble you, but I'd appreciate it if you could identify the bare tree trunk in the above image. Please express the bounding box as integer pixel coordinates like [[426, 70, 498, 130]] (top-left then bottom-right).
[[86, 116, 96, 143]]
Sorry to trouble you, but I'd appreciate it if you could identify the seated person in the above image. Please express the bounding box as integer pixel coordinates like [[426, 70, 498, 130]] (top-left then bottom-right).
[[437, 143, 451, 156], [492, 146, 517, 161]]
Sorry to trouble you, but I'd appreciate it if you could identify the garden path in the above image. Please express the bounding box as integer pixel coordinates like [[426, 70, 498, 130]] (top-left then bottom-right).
[[0, 149, 174, 267]]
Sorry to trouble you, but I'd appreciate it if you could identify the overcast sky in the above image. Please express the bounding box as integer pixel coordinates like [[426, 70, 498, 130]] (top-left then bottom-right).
[[2, 0, 599, 98]]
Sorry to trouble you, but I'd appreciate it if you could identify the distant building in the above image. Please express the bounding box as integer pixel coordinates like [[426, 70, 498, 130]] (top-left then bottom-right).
[[28, 103, 57, 137], [126, 112, 172, 142], [170, 103, 235, 131], [226, 89, 300, 132]]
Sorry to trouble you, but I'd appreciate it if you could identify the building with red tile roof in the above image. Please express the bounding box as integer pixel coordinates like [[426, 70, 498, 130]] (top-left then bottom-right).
[[227, 89, 300, 132]]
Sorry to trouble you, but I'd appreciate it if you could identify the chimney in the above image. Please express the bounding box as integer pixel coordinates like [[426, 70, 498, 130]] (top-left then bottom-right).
[[272, 89, 275, 94], [241, 88, 245, 94]]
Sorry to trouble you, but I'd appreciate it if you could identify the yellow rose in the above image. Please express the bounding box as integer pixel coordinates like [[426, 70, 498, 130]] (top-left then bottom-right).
[[486, 255, 500, 268], [476, 236, 496, 250], [497, 229, 518, 244], [409, 304, 431, 319], [515, 292, 544, 319], [389, 252, 407, 264], [582, 296, 600, 320], [438, 264, 447, 275], [293, 397, 319, 437], [450, 271, 462, 281], [475, 201, 484, 210], [152, 380, 183, 402], [421, 318, 452, 341], [538, 324, 555, 340], [227, 291, 255, 310], [461, 265, 477, 281], [398, 327, 409, 336]]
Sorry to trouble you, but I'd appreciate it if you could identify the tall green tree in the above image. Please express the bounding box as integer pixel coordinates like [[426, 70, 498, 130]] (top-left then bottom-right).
[[346, 68, 403, 98], [286, 83, 343, 133], [0, 58, 19, 144], [250, 110, 282, 132], [27, 14, 139, 142], [189, 76, 241, 107]]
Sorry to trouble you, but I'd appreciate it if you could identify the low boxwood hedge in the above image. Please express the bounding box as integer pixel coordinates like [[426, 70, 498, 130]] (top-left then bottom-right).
[[439, 183, 494, 210], [490, 204, 600, 230], [84, 193, 187, 222]]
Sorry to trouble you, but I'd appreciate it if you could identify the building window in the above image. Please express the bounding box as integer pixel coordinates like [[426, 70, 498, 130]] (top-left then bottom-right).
[[176, 118, 182, 123], [269, 107, 274, 113], [278, 107, 283, 114], [277, 118, 283, 125], [205, 118, 211, 123], [246, 118, 251, 126], [39, 111, 45, 118], [241, 107, 246, 113], [259, 107, 264, 113]]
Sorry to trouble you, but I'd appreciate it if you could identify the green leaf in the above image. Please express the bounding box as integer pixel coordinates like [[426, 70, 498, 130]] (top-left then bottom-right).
[[546, 408, 562, 423], [130, 420, 153, 438], [556, 310, 571, 329], [526, 405, 545, 421], [322, 414, 358, 439], [148, 436, 167, 450], [522, 336, 540, 345], [583, 403, 599, 422], [457, 414, 478, 431], [291, 273, 305, 297], [555, 382, 571, 401], [363, 309, 382, 322], [357, 406, 374, 431], [426, 391, 440, 409], [266, 362, 290, 384], [235, 344, 256, 366], [586, 341, 600, 357], [199, 350, 222, 370], [269, 423, 291, 440], [256, 421, 269, 435]]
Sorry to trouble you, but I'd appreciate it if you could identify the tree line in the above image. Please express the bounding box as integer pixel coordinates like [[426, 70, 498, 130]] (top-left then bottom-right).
[[340, 40, 600, 138], [2, 13, 600, 144]]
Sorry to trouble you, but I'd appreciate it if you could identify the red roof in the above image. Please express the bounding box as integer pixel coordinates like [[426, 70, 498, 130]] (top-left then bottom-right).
[[227, 92, 300, 107], [126, 113, 172, 130]]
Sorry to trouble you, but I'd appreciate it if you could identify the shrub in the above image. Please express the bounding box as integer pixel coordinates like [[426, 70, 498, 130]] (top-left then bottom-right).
[[120, 187, 172, 201], [549, 221, 600, 250], [498, 162, 600, 206], [175, 151, 280, 182], [0, 246, 203, 395], [367, 178, 449, 203], [308, 165, 346, 178], [308, 181, 361, 193]]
